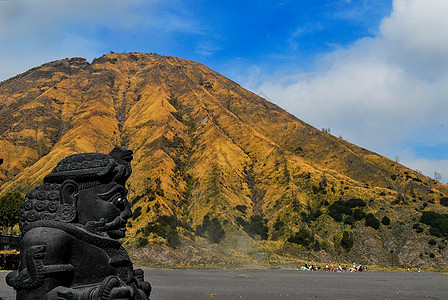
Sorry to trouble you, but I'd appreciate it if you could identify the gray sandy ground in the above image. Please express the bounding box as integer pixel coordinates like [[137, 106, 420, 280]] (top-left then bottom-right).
[[1, 268, 447, 299]]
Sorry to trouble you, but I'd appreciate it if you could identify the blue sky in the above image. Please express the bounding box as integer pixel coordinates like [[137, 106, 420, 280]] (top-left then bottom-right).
[[0, 0, 447, 182]]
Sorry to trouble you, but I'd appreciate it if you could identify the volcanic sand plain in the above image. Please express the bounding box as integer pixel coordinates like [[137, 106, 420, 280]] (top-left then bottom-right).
[[1, 268, 448, 299]]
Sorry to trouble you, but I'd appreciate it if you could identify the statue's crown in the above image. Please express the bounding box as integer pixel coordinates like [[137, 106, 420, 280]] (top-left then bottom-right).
[[44, 147, 133, 185]]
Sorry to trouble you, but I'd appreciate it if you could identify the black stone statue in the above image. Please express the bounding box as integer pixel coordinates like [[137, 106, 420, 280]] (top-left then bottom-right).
[[6, 147, 151, 299]]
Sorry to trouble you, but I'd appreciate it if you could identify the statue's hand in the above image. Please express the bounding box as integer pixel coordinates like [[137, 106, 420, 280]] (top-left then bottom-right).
[[133, 269, 151, 297], [108, 286, 134, 299], [96, 275, 136, 300]]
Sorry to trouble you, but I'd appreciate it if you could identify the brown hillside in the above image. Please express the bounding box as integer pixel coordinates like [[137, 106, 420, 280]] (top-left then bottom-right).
[[1, 52, 448, 268]]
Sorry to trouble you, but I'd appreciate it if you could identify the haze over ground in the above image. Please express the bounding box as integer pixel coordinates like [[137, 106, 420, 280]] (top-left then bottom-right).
[[0, 0, 447, 181]]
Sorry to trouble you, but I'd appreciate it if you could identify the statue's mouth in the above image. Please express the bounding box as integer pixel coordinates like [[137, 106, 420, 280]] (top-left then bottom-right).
[[107, 228, 127, 239], [107, 217, 129, 239], [101, 216, 127, 232], [84, 216, 128, 239]]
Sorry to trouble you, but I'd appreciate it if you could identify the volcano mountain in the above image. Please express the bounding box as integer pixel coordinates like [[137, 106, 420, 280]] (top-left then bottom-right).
[[1, 52, 447, 269]]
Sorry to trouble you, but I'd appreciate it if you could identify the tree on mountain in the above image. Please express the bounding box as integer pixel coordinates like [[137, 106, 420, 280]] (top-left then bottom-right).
[[0, 192, 22, 232], [434, 171, 442, 182]]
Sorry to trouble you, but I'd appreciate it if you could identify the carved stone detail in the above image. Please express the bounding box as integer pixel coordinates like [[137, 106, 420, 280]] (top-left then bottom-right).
[[7, 147, 151, 300]]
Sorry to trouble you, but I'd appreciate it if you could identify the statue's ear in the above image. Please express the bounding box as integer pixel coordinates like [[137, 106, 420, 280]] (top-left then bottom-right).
[[60, 180, 79, 206]]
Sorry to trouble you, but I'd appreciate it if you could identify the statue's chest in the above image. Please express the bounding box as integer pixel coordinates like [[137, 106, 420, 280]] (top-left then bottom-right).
[[104, 246, 134, 282], [71, 244, 134, 286]]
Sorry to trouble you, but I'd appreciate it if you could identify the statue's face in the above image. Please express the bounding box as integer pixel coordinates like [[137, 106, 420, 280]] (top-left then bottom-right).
[[76, 181, 133, 239]]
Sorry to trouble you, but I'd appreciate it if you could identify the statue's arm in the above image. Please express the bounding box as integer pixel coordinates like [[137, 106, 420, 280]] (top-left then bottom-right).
[[12, 228, 118, 300], [6, 227, 74, 293]]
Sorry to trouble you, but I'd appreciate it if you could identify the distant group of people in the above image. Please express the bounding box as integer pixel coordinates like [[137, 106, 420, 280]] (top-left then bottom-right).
[[349, 263, 366, 272], [407, 268, 421, 272], [298, 263, 367, 272], [299, 264, 320, 271], [298, 263, 425, 273]]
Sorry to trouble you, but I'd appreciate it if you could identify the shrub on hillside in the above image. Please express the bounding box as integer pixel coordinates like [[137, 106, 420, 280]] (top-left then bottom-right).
[[328, 201, 350, 222], [288, 228, 313, 247], [413, 223, 424, 233], [420, 211, 448, 238], [137, 237, 149, 248], [273, 218, 285, 231], [196, 215, 225, 243], [347, 198, 367, 208], [140, 215, 182, 248], [365, 213, 380, 230], [429, 227, 442, 238], [341, 231, 354, 251], [300, 211, 311, 223], [329, 201, 352, 215], [311, 210, 323, 221], [420, 211, 440, 225], [329, 211, 343, 222], [381, 216, 391, 226], [132, 206, 142, 220], [166, 229, 181, 248], [235, 205, 247, 214], [440, 197, 448, 207], [240, 215, 269, 240], [353, 209, 366, 221], [328, 199, 367, 223], [344, 215, 355, 225], [271, 217, 285, 241]]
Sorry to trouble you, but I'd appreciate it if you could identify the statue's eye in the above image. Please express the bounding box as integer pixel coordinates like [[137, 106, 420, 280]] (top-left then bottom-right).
[[109, 193, 123, 206]]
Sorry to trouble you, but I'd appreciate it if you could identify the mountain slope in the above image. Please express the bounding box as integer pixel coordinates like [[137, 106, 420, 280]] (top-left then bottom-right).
[[1, 53, 448, 268]]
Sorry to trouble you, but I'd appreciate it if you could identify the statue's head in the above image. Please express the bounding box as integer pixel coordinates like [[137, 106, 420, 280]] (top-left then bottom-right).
[[19, 147, 134, 239]]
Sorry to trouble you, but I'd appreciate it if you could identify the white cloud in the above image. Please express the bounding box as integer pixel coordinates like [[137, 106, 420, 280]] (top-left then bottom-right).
[[380, 0, 448, 79], [195, 40, 222, 56], [256, 0, 448, 178]]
